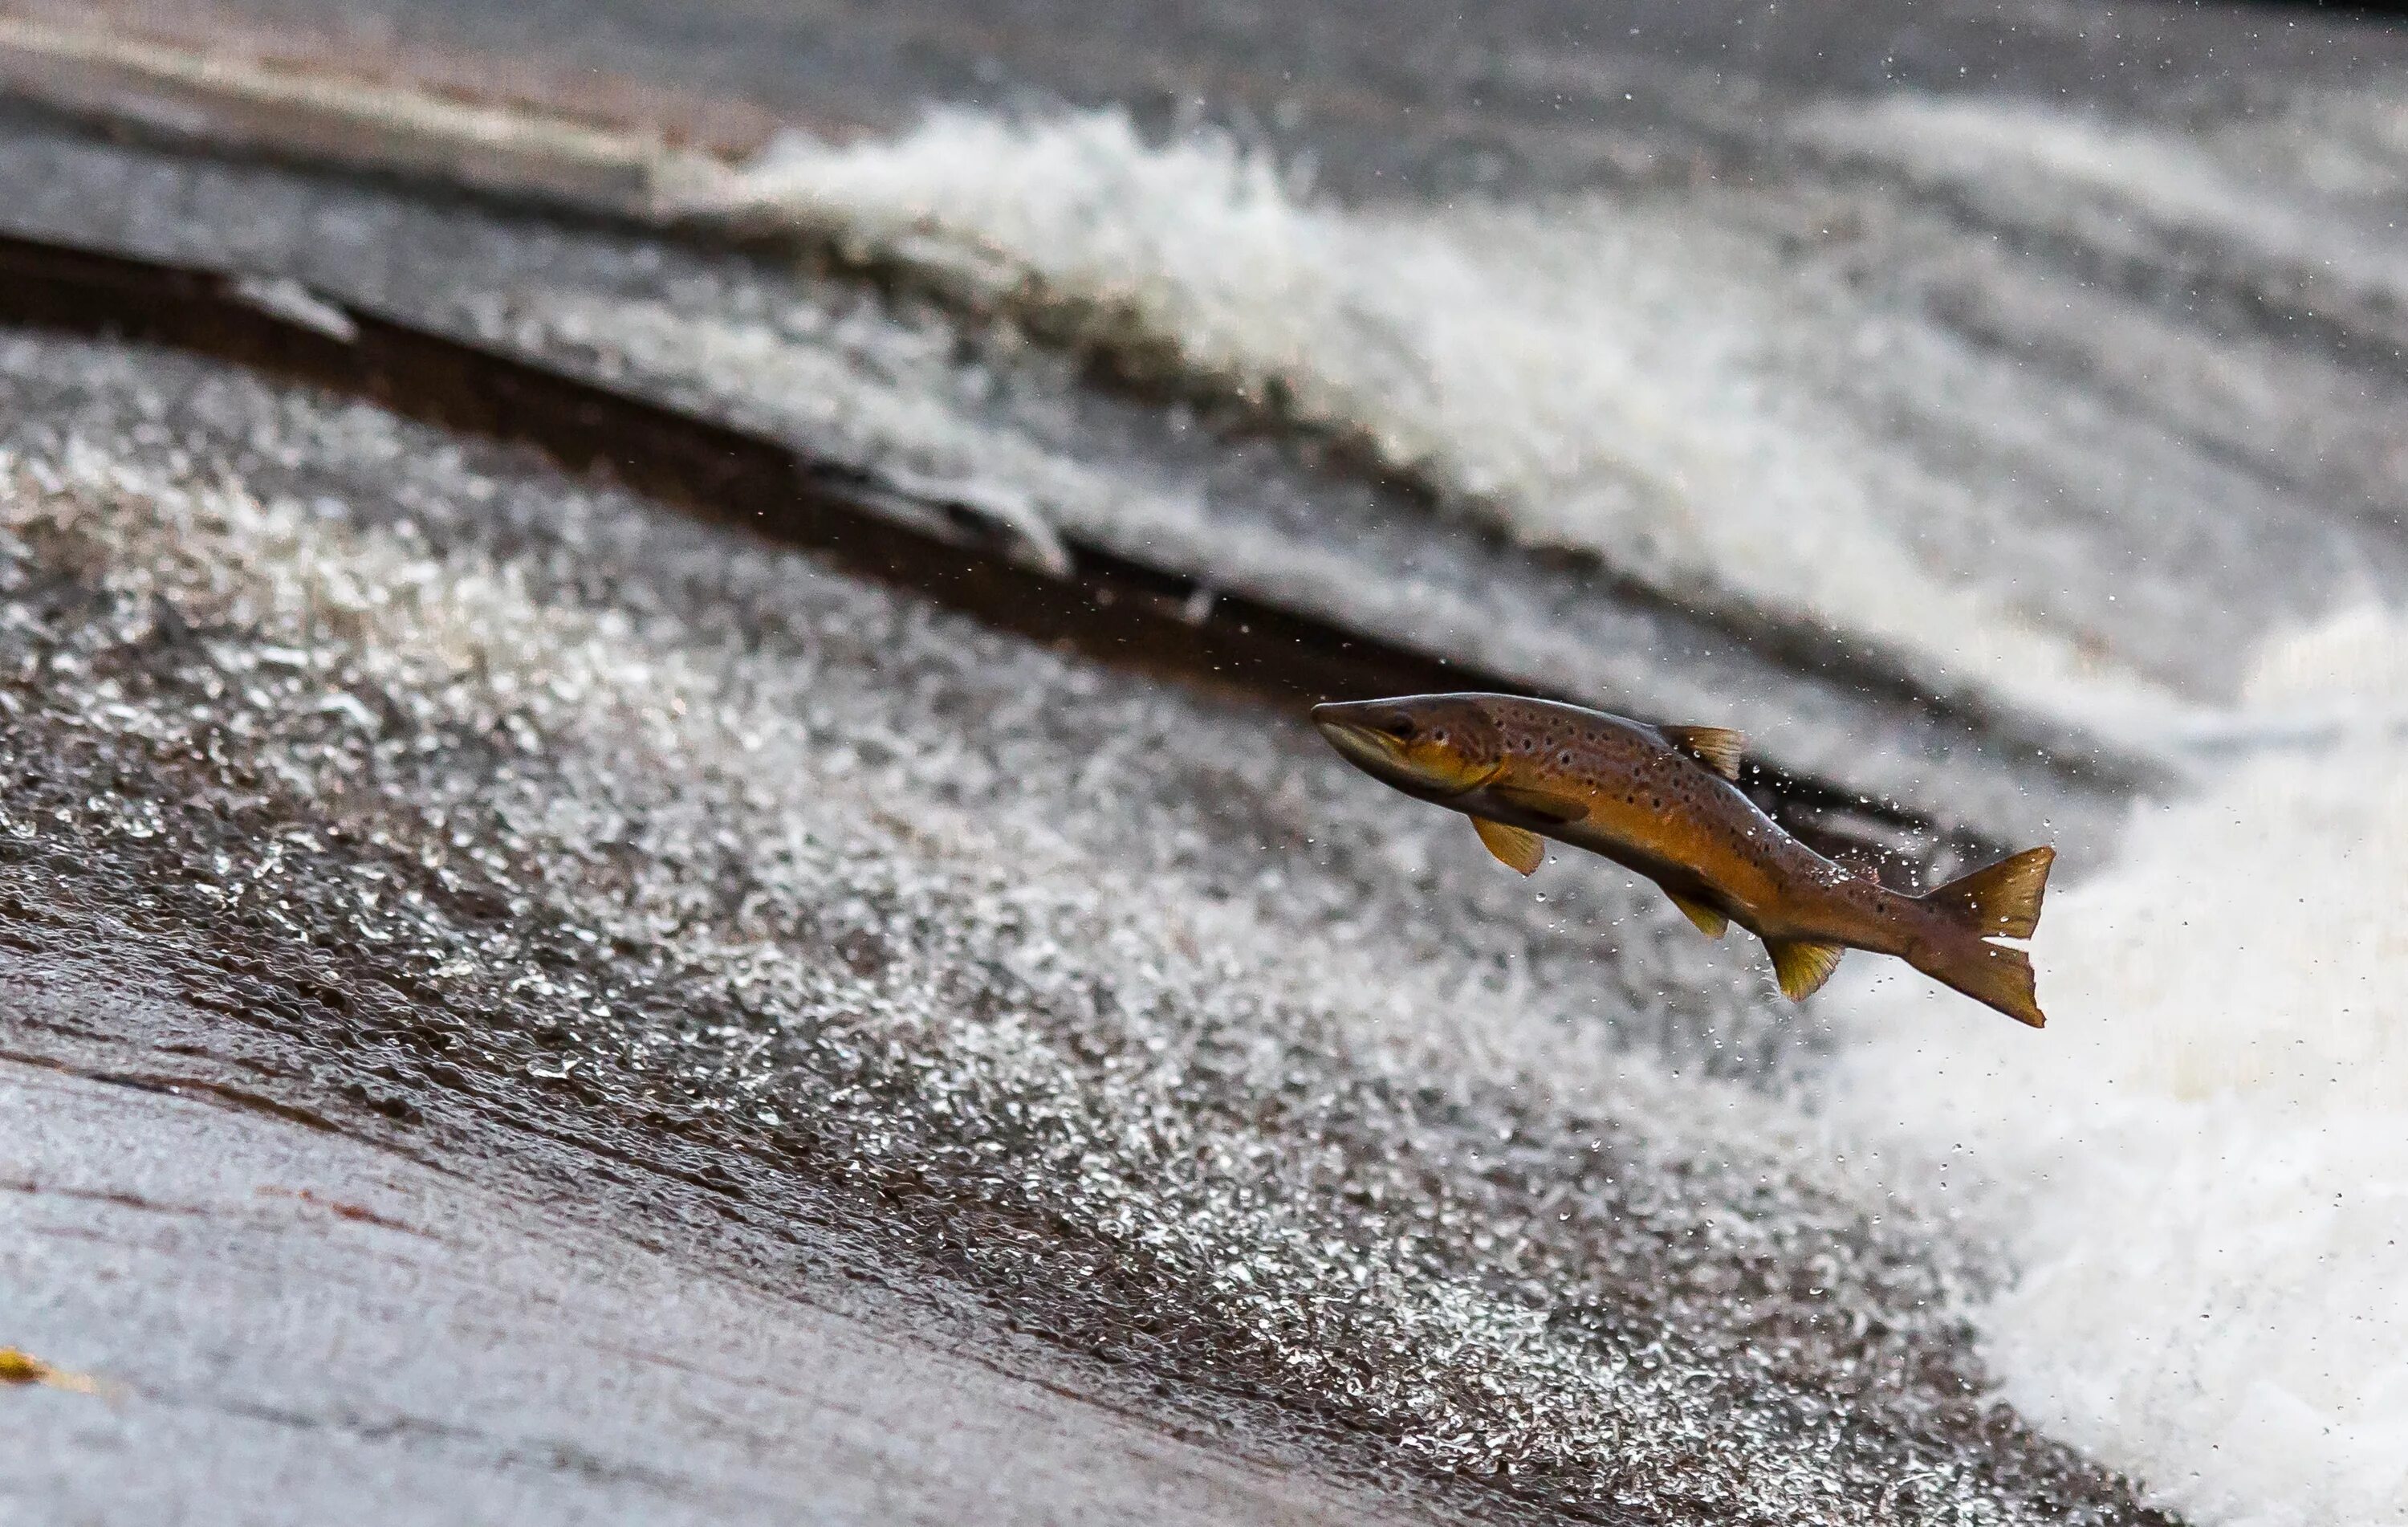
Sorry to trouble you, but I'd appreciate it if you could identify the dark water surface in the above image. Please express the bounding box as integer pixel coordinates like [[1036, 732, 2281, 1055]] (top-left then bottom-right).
[[5, 2, 2405, 1521]]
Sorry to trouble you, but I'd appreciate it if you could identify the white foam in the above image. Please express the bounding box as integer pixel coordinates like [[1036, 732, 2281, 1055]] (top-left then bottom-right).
[[1831, 604, 2408, 1525], [716, 108, 2199, 747], [665, 104, 2408, 1513]]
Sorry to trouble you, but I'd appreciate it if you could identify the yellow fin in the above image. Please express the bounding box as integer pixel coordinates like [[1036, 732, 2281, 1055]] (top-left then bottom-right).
[[1924, 845, 2054, 939], [1925, 939, 2046, 1028], [1658, 724, 1744, 782], [1486, 783, 1588, 823], [1766, 939, 1845, 1000], [1666, 891, 1727, 939], [1472, 816, 1545, 875], [0, 1347, 107, 1397]]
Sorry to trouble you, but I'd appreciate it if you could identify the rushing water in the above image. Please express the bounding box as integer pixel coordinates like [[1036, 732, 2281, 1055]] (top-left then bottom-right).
[[698, 91, 2408, 1522], [3, 10, 2406, 1521], [0, 332, 2079, 1524], [1836, 607, 2408, 1526]]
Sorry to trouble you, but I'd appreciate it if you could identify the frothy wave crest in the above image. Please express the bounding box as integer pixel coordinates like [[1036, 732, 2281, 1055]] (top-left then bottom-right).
[[716, 108, 2198, 748], [1834, 605, 2408, 1525]]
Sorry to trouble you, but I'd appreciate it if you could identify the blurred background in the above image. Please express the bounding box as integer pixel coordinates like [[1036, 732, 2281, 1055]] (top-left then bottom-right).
[[2, 3, 2403, 1523]]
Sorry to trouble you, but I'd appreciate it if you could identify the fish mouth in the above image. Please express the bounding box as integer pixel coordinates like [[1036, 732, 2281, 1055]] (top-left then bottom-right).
[[1311, 708, 1401, 773], [1311, 702, 1489, 797]]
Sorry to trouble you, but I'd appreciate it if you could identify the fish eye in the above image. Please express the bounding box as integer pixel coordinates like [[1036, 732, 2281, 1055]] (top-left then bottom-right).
[[1381, 713, 1418, 740]]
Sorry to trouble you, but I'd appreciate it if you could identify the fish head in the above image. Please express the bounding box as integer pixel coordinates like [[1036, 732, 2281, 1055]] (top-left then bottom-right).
[[1311, 694, 1504, 799]]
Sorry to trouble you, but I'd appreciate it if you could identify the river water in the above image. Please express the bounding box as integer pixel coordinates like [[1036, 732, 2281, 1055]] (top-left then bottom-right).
[[2, 3, 2405, 1522]]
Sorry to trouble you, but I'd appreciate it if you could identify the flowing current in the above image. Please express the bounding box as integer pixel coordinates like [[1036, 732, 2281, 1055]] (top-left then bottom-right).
[[694, 101, 2408, 1523], [5, 43, 2408, 1525]]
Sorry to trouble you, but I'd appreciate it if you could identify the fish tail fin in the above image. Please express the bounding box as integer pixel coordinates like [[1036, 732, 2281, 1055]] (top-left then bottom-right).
[[1913, 939, 2046, 1028], [1914, 846, 2055, 1028], [1921, 846, 2055, 940]]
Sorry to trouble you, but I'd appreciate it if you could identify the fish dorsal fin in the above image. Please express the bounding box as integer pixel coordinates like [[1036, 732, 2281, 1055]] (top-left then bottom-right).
[[1486, 783, 1588, 823], [1472, 816, 1546, 875], [1658, 725, 1744, 782], [1766, 939, 1845, 1000], [1665, 891, 1727, 939]]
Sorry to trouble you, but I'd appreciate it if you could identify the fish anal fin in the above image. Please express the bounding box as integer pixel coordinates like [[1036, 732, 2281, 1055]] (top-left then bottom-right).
[[1658, 725, 1744, 781], [1666, 891, 1728, 939], [1925, 845, 2055, 940], [1473, 816, 1546, 875], [1487, 783, 1588, 823], [1767, 939, 1845, 1001]]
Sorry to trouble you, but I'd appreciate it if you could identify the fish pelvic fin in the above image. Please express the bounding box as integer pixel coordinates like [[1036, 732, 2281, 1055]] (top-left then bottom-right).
[[1915, 939, 2047, 1028], [1765, 939, 1845, 1001], [1665, 890, 1728, 939], [1472, 816, 1546, 875], [1924, 846, 2055, 940], [1657, 724, 1745, 782]]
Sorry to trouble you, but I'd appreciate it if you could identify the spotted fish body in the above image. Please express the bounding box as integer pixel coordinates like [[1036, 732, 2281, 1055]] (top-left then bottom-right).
[[1312, 693, 2054, 1027]]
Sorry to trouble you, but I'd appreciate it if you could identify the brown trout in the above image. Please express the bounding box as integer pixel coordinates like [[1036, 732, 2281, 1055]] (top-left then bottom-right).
[[1312, 693, 2054, 1027]]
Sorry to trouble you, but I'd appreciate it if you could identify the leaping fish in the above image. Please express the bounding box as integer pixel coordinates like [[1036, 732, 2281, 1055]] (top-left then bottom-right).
[[1312, 694, 2055, 1027]]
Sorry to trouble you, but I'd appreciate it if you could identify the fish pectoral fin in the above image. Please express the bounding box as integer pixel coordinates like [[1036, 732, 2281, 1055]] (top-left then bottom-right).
[[1765, 939, 1845, 1000], [1665, 891, 1728, 939], [1658, 724, 1745, 782], [1484, 783, 1588, 823], [1472, 816, 1547, 875]]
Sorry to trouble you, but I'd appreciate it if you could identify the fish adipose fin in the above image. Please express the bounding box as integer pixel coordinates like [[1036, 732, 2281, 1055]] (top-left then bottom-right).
[[1658, 725, 1744, 781], [1926, 846, 2056, 939], [1767, 939, 1845, 1000], [1666, 891, 1727, 939], [1472, 817, 1546, 875]]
